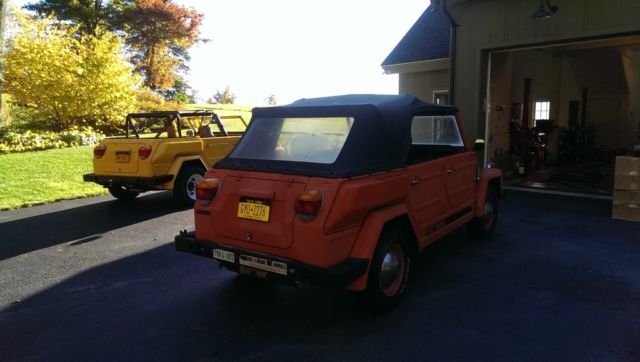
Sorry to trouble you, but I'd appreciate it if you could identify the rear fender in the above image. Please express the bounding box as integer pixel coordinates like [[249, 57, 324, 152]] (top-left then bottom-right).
[[475, 168, 502, 217], [346, 203, 410, 291], [163, 156, 207, 189]]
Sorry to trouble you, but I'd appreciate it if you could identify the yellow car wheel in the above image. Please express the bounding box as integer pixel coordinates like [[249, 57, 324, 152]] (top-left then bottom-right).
[[173, 165, 205, 206]]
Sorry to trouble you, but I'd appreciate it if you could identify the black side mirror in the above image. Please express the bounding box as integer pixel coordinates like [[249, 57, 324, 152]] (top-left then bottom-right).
[[473, 139, 485, 152]]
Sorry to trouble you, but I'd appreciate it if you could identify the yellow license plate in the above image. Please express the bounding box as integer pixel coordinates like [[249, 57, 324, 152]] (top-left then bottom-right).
[[116, 152, 130, 163], [237, 198, 271, 222]]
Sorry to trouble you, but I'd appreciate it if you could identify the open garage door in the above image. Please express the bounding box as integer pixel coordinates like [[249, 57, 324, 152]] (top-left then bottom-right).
[[484, 34, 640, 195]]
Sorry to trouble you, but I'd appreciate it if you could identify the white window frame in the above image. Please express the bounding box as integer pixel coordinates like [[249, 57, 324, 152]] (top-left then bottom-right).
[[534, 101, 551, 121], [433, 90, 449, 105]]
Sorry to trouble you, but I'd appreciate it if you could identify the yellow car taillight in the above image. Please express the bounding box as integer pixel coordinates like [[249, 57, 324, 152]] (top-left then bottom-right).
[[93, 145, 106, 159]]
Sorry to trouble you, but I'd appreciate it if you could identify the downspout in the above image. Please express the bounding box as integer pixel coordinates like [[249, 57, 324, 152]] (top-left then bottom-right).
[[441, 0, 458, 105]]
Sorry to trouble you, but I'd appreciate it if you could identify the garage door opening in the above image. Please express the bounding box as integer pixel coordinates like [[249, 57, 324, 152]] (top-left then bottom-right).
[[485, 35, 640, 195]]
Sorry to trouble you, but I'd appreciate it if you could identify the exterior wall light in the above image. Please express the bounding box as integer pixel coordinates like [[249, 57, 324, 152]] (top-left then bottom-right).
[[532, 0, 558, 20]]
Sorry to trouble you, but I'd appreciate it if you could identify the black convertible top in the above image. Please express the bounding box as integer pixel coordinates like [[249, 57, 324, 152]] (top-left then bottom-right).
[[216, 94, 459, 178]]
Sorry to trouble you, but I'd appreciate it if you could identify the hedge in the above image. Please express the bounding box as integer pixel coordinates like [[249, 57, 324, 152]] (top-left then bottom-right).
[[0, 127, 105, 154]]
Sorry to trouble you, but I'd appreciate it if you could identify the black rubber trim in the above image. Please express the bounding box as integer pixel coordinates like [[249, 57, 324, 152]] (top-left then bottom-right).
[[174, 231, 368, 288], [445, 207, 472, 224], [83, 173, 173, 187]]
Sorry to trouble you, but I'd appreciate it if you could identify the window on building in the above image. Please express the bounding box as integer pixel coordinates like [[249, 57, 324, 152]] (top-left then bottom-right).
[[534, 101, 550, 120], [433, 91, 449, 105]]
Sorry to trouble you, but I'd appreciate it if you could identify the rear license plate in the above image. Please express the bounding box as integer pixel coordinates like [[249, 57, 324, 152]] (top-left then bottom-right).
[[213, 249, 235, 263], [239, 254, 287, 275], [116, 152, 130, 163], [237, 198, 271, 222]]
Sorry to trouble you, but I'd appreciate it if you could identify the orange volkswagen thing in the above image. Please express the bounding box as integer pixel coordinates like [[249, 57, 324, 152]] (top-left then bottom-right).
[[175, 95, 502, 311]]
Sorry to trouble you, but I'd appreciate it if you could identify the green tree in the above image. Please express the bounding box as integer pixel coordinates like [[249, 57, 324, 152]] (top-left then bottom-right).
[[209, 86, 236, 104], [161, 76, 196, 104], [3, 11, 140, 130], [25, 0, 130, 36]]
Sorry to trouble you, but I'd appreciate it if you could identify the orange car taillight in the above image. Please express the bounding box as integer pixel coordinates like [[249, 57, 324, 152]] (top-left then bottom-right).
[[295, 189, 323, 222], [196, 178, 220, 206], [93, 145, 106, 159], [138, 146, 152, 160]]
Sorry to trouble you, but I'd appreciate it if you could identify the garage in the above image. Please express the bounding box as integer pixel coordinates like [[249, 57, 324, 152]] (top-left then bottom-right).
[[382, 0, 640, 195], [486, 35, 640, 194]]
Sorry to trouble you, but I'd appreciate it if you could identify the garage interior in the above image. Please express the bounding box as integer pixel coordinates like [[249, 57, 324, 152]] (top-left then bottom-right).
[[486, 34, 640, 195]]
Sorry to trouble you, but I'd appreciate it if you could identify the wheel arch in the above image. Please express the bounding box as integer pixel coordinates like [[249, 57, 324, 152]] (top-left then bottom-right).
[[475, 168, 503, 217], [383, 215, 419, 257], [347, 203, 418, 291], [164, 156, 208, 189]]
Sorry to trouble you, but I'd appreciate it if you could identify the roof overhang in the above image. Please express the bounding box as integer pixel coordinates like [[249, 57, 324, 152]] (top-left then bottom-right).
[[382, 58, 450, 75]]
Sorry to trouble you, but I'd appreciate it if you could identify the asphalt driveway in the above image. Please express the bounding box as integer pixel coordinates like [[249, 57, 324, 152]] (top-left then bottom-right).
[[0, 190, 638, 361]]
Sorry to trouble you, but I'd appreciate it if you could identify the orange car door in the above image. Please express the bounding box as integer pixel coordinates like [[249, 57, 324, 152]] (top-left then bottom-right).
[[443, 152, 476, 212], [405, 158, 451, 246]]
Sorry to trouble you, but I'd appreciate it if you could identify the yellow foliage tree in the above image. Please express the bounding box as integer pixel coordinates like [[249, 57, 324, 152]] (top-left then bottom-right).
[[3, 11, 140, 130]]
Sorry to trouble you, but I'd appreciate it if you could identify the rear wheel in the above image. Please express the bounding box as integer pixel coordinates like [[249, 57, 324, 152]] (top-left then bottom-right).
[[467, 187, 498, 240], [108, 185, 139, 202], [173, 165, 205, 206], [363, 227, 411, 312]]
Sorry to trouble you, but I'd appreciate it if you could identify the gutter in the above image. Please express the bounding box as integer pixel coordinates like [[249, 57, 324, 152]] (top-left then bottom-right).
[[442, 0, 458, 104]]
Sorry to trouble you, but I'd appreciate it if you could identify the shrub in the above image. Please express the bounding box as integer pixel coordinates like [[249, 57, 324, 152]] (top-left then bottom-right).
[[3, 11, 140, 132], [136, 87, 181, 112], [0, 127, 105, 154]]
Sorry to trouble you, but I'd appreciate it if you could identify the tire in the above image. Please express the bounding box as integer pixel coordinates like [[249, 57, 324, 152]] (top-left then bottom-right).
[[108, 185, 139, 202], [467, 187, 498, 240], [363, 227, 411, 313], [173, 165, 205, 206]]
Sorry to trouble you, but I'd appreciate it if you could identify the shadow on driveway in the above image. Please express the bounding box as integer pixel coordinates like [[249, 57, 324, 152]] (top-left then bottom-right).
[[0, 192, 191, 261], [0, 191, 638, 361]]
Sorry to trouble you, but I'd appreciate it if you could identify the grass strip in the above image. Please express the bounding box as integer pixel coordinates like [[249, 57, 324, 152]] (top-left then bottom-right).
[[0, 146, 107, 210]]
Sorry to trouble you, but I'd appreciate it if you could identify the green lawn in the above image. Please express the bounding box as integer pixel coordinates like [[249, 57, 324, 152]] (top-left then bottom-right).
[[0, 105, 254, 210], [0, 146, 107, 210], [184, 104, 253, 132]]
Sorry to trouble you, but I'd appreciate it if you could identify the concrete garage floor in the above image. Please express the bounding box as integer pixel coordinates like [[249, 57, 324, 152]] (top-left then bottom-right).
[[0, 190, 638, 361], [509, 161, 615, 196]]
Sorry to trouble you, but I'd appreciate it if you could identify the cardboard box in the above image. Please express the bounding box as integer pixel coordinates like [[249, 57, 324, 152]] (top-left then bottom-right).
[[614, 190, 640, 204], [612, 203, 640, 222], [614, 173, 640, 190], [615, 156, 639, 175]]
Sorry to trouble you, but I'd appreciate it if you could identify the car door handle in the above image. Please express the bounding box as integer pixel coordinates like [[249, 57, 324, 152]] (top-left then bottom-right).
[[410, 177, 421, 185], [446, 167, 454, 174]]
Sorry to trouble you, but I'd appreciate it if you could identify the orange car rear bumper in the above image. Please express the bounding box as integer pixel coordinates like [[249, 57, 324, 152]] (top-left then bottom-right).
[[175, 230, 368, 288]]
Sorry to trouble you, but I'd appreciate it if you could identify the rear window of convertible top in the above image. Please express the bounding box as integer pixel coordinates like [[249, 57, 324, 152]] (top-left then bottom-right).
[[229, 117, 354, 164]]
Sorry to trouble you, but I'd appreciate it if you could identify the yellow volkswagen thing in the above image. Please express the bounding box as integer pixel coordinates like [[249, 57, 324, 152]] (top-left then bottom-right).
[[84, 111, 247, 205]]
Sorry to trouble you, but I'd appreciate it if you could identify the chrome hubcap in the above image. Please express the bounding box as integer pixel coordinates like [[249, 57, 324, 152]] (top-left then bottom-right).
[[186, 173, 203, 200], [483, 201, 494, 228], [380, 245, 404, 295]]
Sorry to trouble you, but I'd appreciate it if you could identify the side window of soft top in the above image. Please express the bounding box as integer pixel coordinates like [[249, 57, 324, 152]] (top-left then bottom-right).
[[407, 115, 464, 163]]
